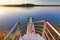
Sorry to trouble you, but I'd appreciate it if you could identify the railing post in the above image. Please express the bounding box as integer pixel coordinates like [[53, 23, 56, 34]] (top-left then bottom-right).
[[12, 22, 21, 40], [4, 22, 19, 40], [18, 22, 21, 36], [42, 20, 46, 37]]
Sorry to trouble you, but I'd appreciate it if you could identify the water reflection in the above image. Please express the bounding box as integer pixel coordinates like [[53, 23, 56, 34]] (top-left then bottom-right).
[[0, 7, 5, 15], [0, 7, 60, 30]]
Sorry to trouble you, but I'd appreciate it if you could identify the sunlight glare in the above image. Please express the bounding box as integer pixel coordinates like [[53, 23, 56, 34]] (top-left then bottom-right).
[[0, 7, 4, 15]]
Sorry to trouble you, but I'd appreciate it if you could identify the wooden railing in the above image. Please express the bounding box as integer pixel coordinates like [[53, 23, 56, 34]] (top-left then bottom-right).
[[4, 21, 21, 40], [44, 22, 60, 40], [34, 20, 60, 40], [4, 20, 60, 40]]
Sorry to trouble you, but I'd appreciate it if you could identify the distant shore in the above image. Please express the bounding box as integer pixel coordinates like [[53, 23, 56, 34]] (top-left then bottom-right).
[[0, 3, 60, 7]]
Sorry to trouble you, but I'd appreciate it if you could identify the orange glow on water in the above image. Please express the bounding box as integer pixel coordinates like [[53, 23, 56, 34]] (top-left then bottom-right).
[[0, 9, 3, 15], [0, 7, 5, 15]]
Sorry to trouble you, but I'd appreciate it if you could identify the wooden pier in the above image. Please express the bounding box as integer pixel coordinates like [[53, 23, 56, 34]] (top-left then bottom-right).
[[4, 17, 60, 40]]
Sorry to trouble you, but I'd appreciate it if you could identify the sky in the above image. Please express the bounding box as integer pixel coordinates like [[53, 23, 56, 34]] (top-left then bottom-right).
[[0, 0, 60, 5]]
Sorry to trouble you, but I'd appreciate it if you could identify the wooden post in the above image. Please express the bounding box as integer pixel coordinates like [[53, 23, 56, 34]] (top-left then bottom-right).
[[4, 22, 18, 40], [16, 22, 21, 40], [12, 22, 21, 40], [18, 22, 21, 36], [42, 20, 46, 37]]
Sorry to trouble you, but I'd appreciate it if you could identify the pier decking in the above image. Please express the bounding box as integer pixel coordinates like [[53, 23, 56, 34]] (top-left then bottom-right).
[[19, 34, 45, 40]]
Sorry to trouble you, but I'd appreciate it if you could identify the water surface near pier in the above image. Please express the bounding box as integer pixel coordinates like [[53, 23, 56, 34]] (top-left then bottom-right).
[[0, 7, 60, 30]]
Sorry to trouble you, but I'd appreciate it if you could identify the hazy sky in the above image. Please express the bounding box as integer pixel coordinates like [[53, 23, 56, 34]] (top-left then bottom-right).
[[0, 0, 60, 4]]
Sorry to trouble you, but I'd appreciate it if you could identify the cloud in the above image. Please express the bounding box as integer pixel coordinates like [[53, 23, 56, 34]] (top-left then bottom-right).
[[0, 0, 60, 4]]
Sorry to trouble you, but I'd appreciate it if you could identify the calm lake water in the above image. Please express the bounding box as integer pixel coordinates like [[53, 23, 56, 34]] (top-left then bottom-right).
[[0, 7, 60, 30]]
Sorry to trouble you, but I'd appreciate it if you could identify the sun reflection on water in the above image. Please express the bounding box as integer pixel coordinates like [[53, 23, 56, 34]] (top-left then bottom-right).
[[0, 7, 6, 17], [0, 7, 5, 15]]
